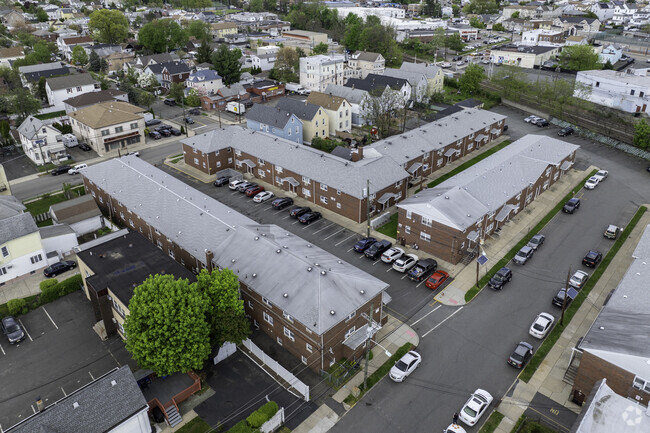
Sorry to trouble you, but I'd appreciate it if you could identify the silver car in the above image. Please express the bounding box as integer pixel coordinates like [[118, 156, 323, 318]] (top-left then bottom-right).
[[513, 246, 534, 265]]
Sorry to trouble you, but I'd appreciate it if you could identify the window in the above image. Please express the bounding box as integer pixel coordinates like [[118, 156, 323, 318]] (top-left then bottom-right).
[[258, 169, 265, 178], [263, 311, 274, 325], [112, 299, 126, 317], [320, 196, 328, 204], [420, 232, 431, 242], [101, 129, 109, 136], [283, 327, 295, 341], [30, 254, 43, 264], [302, 176, 310, 184], [248, 300, 254, 309], [631, 89, 635, 96], [283, 311, 293, 322], [395, 180, 403, 188], [406, 210, 412, 219], [130, 123, 138, 130], [117, 322, 125, 335], [437, 159, 443, 167], [1, 246, 7, 257], [336, 202, 341, 209], [321, 184, 328, 191], [339, 122, 342, 129], [301, 356, 308, 364], [346, 311, 356, 321], [421, 216, 432, 227], [315, 120, 319, 127], [262, 297, 272, 307], [66, 88, 73, 94], [595, 81, 600, 87], [169, 249, 175, 259], [288, 129, 291, 136], [405, 225, 411, 234], [640, 91, 645, 98], [295, 127, 299, 134], [277, 337, 282, 346], [115, 126, 123, 133], [276, 165, 283, 173], [302, 187, 311, 197], [306, 343, 313, 352], [633, 376, 645, 390], [0, 267, 6, 276], [329, 358, 336, 367], [259, 124, 264, 130], [76, 86, 82, 91]]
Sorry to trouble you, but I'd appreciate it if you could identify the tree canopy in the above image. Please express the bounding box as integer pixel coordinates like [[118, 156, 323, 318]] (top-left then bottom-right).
[[559, 45, 602, 71], [212, 45, 242, 85], [88, 9, 129, 44], [270, 46, 299, 83], [459, 63, 485, 94], [138, 19, 188, 53], [463, 0, 498, 14], [184, 20, 211, 41], [312, 42, 329, 55], [71, 45, 88, 66], [634, 120, 650, 149]]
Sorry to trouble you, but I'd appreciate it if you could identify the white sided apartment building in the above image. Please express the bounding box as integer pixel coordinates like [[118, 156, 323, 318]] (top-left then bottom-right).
[[299, 54, 345, 92], [575, 69, 650, 114]]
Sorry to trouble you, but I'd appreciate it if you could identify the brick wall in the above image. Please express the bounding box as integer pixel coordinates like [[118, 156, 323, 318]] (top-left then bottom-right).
[[182, 143, 233, 175]]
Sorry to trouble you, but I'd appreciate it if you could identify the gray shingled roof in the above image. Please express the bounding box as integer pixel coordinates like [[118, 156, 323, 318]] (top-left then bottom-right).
[[5, 367, 148, 433], [246, 104, 297, 128], [0, 212, 38, 245], [383, 68, 426, 88], [275, 98, 322, 121], [345, 74, 409, 92], [39, 223, 76, 239], [16, 116, 46, 140], [82, 157, 388, 335], [399, 63, 441, 80], [324, 84, 368, 105], [46, 73, 98, 91], [0, 195, 26, 219]]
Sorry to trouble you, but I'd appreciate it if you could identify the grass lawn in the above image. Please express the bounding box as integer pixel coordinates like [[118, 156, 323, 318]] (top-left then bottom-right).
[[376, 213, 398, 238], [34, 110, 66, 121], [24, 187, 86, 215], [479, 411, 504, 433], [174, 417, 212, 433]]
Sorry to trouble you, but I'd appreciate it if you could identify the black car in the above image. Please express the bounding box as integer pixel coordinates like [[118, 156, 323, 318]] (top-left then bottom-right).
[[156, 124, 173, 130], [188, 108, 200, 115], [158, 128, 172, 137], [271, 197, 294, 209], [535, 119, 549, 127], [552, 288, 575, 308], [408, 258, 438, 282], [169, 128, 182, 136], [582, 250, 602, 267], [184, 117, 195, 124], [364, 240, 392, 260], [298, 211, 321, 224], [488, 267, 512, 290], [354, 237, 377, 253], [43, 260, 77, 278], [214, 176, 230, 186], [164, 98, 176, 106], [145, 119, 162, 127], [558, 127, 574, 137], [507, 342, 534, 369], [149, 131, 162, 140], [78, 142, 91, 151], [563, 198, 580, 214], [1, 316, 25, 344], [51, 165, 72, 176], [289, 206, 311, 218]]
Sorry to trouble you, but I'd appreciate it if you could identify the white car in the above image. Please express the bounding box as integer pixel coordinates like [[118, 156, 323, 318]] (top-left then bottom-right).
[[389, 350, 421, 382], [529, 312, 555, 339], [459, 389, 493, 426], [126, 151, 140, 157], [524, 115, 541, 123], [392, 253, 418, 273], [594, 170, 608, 181], [584, 176, 600, 189], [440, 62, 452, 68], [569, 270, 589, 289], [229, 179, 245, 190], [444, 425, 467, 433], [381, 247, 404, 264], [253, 191, 275, 203]]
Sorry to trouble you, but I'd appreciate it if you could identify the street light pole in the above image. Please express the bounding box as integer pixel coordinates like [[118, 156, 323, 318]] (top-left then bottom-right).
[[561, 266, 571, 326], [366, 179, 371, 239], [362, 303, 374, 390]]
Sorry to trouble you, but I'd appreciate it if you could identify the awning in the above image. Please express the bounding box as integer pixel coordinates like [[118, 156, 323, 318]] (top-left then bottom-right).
[[407, 162, 422, 174], [377, 193, 396, 205], [474, 134, 487, 142], [490, 128, 499, 134], [560, 160, 572, 171], [444, 148, 458, 157], [495, 204, 516, 222], [281, 177, 300, 187], [382, 291, 392, 305], [103, 131, 139, 143], [344, 321, 381, 350], [467, 230, 479, 242], [241, 159, 256, 168]]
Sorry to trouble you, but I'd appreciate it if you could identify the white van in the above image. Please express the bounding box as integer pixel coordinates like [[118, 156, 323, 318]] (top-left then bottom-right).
[[68, 163, 87, 175]]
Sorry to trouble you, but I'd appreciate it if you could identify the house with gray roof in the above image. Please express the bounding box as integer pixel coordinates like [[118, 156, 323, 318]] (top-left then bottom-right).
[[45, 73, 100, 111], [18, 61, 70, 86], [82, 156, 389, 371], [383, 67, 429, 103], [245, 104, 303, 144], [275, 98, 330, 143], [324, 83, 370, 125], [396, 135, 578, 264], [399, 62, 444, 97], [49, 194, 104, 237], [17, 115, 67, 166], [345, 73, 412, 105]]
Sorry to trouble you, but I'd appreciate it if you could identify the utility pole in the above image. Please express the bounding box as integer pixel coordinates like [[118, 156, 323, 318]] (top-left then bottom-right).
[[362, 303, 374, 390], [561, 266, 571, 326], [182, 95, 188, 137], [366, 179, 371, 239]]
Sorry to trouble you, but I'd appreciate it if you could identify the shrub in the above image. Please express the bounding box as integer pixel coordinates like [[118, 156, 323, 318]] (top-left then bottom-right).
[[40, 278, 59, 291], [57, 274, 82, 296], [227, 420, 253, 433], [40, 282, 61, 304], [7, 298, 27, 315], [246, 401, 278, 429]]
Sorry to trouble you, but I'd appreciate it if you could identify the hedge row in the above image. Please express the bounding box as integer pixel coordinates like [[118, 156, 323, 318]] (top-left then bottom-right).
[[226, 401, 279, 433], [40, 274, 83, 304]]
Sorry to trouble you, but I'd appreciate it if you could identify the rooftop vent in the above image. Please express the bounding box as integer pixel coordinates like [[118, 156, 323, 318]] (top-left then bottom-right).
[[252, 273, 257, 277], [283, 293, 288, 298], [307, 267, 312, 272], [330, 310, 335, 315], [111, 380, 117, 387], [276, 249, 281, 253], [360, 290, 365, 295], [73, 402, 79, 409], [231, 259, 236, 263]]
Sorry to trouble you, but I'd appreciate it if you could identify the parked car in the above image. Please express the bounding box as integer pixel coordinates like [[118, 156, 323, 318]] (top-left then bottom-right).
[[535, 118, 549, 127], [229, 179, 245, 190], [68, 163, 87, 175], [524, 115, 541, 123], [389, 350, 421, 382], [557, 127, 574, 137], [236, 182, 255, 192], [149, 131, 162, 140], [354, 237, 377, 253], [529, 313, 555, 339], [459, 389, 493, 426], [552, 288, 575, 308], [51, 165, 72, 176], [145, 119, 161, 127], [527, 234, 545, 251], [425, 270, 449, 290], [163, 98, 176, 106], [78, 142, 91, 151], [507, 342, 534, 368], [271, 197, 294, 210], [584, 176, 600, 190], [1, 316, 25, 344], [214, 176, 231, 187], [188, 108, 200, 115], [381, 247, 404, 264], [513, 246, 534, 265], [169, 128, 182, 136], [440, 62, 452, 68], [245, 185, 264, 197], [569, 270, 589, 289], [298, 211, 321, 224], [289, 206, 311, 218], [563, 198, 580, 214], [392, 254, 418, 273], [253, 191, 274, 203], [604, 224, 620, 239], [488, 267, 512, 290], [158, 128, 172, 137], [594, 170, 608, 182], [582, 250, 602, 267], [43, 260, 77, 277], [365, 240, 392, 260], [408, 258, 438, 282], [444, 424, 467, 433], [183, 117, 195, 124]]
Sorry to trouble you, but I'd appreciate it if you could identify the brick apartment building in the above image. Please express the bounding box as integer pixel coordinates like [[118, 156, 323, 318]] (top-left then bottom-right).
[[81, 157, 389, 372], [397, 135, 579, 264], [569, 224, 650, 406], [182, 108, 507, 223]]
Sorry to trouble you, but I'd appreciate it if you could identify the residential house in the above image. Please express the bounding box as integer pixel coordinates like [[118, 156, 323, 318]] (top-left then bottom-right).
[[105, 52, 135, 75], [88, 43, 122, 58], [19, 62, 70, 86], [4, 367, 149, 433], [82, 156, 390, 372], [554, 16, 601, 38], [383, 68, 429, 103], [399, 62, 444, 96], [565, 35, 589, 46], [0, 10, 26, 28], [276, 98, 329, 143], [323, 84, 370, 126], [591, 2, 616, 22], [246, 104, 303, 144], [521, 29, 564, 46], [186, 69, 223, 96], [57, 8, 75, 21], [569, 225, 650, 406], [57, 35, 94, 61], [69, 101, 145, 154], [49, 195, 104, 237], [574, 69, 649, 113], [0, 46, 23, 67], [199, 83, 250, 112], [599, 44, 623, 64], [140, 62, 165, 86], [489, 44, 561, 68], [396, 135, 577, 264], [502, 5, 561, 20], [161, 61, 191, 90], [211, 22, 238, 40], [347, 51, 385, 79], [299, 55, 346, 92], [42, 4, 60, 20], [251, 53, 276, 72], [46, 73, 100, 111], [17, 116, 67, 166], [38, 224, 78, 262], [612, 1, 638, 25], [306, 92, 352, 134], [63, 89, 128, 113], [31, 29, 58, 43], [135, 53, 179, 69], [258, 21, 290, 36], [345, 73, 412, 107]]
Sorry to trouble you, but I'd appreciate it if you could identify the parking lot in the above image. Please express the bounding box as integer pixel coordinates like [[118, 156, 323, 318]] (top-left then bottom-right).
[[149, 99, 225, 135], [0, 291, 135, 429]]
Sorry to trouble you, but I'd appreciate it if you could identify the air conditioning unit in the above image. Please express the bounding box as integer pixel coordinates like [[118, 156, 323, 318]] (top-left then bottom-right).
[[111, 318, 117, 324]]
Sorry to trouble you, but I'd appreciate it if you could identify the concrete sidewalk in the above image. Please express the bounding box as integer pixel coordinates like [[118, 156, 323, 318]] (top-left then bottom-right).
[[491, 206, 650, 433]]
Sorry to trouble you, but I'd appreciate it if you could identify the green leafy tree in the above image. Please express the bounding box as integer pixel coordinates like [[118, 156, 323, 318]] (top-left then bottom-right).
[[633, 120, 650, 149], [361, 87, 406, 138], [360, 24, 402, 66], [423, 0, 442, 17], [249, 0, 263, 12], [196, 39, 213, 64], [511, 11, 520, 18], [88, 9, 129, 44], [0, 66, 21, 90], [0, 120, 12, 146], [185, 20, 211, 41], [11, 88, 41, 122], [35, 76, 47, 100], [169, 82, 185, 104], [71, 45, 88, 66], [124, 274, 211, 376], [88, 50, 101, 72], [312, 42, 328, 55], [343, 17, 363, 51], [186, 88, 201, 107], [211, 45, 242, 85], [445, 33, 465, 53], [559, 45, 601, 71], [492, 23, 506, 32], [458, 63, 485, 94], [137, 90, 155, 108], [271, 46, 298, 83], [181, 0, 212, 9], [138, 19, 188, 53], [36, 8, 48, 22], [469, 16, 486, 29]]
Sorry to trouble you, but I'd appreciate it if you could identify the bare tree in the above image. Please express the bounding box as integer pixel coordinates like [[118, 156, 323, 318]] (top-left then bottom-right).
[[361, 87, 406, 138]]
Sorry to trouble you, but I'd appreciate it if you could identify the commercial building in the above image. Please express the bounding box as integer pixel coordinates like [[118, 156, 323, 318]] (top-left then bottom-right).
[[489, 44, 561, 68], [520, 29, 564, 46], [396, 135, 578, 264], [574, 69, 649, 114]]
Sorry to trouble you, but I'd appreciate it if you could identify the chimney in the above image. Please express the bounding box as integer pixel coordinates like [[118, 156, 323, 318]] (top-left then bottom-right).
[[205, 250, 214, 272], [350, 146, 364, 162]]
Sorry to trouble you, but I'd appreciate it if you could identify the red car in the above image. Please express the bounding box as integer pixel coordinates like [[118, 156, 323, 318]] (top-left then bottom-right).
[[245, 186, 265, 197], [425, 271, 449, 290]]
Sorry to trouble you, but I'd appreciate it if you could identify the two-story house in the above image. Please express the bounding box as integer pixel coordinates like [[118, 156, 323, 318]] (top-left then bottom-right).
[[0, 46, 23, 67], [57, 35, 93, 61], [554, 16, 601, 38], [161, 61, 191, 90], [399, 62, 444, 97], [383, 68, 429, 103], [306, 92, 352, 134], [245, 104, 303, 144], [347, 51, 385, 79], [276, 98, 329, 144], [45, 73, 100, 111], [210, 22, 238, 40], [324, 84, 370, 126], [69, 101, 145, 155], [345, 74, 412, 108], [17, 116, 67, 166], [251, 53, 276, 72], [185, 69, 223, 96]]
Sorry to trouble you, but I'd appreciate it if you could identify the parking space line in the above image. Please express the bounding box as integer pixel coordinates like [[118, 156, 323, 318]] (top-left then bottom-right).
[[109, 348, 122, 367], [42, 307, 58, 330], [335, 233, 356, 246], [89, 371, 95, 380], [31, 404, 36, 414], [0, 343, 5, 355], [416, 279, 427, 288], [411, 304, 442, 326], [373, 259, 382, 265], [312, 223, 334, 234], [302, 221, 320, 229], [282, 215, 292, 220], [292, 220, 300, 225], [347, 247, 355, 252], [358, 254, 365, 259], [386, 267, 393, 272], [324, 228, 345, 240], [18, 319, 32, 341], [401, 274, 408, 279], [422, 307, 464, 338], [61, 387, 67, 397]]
